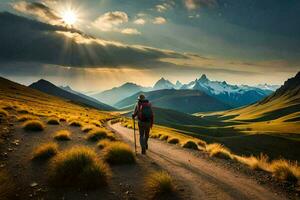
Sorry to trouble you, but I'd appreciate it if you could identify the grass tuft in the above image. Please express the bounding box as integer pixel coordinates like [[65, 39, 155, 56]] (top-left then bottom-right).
[[104, 142, 135, 165], [32, 142, 58, 160], [22, 120, 45, 131], [159, 135, 169, 141], [270, 159, 299, 183], [145, 171, 175, 198], [17, 114, 38, 122], [86, 129, 108, 141], [97, 139, 112, 150], [68, 121, 82, 127], [182, 140, 198, 150], [0, 109, 9, 117], [234, 154, 270, 171], [81, 125, 94, 133], [47, 118, 60, 125], [54, 130, 71, 141], [167, 138, 180, 144], [206, 143, 233, 160], [49, 146, 109, 189], [197, 140, 206, 147]]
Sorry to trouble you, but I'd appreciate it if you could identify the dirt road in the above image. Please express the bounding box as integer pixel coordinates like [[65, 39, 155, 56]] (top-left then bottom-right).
[[108, 122, 287, 200]]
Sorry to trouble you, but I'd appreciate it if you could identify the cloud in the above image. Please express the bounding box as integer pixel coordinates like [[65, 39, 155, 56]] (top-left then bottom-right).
[[93, 11, 128, 32], [155, 2, 174, 12], [121, 28, 141, 35], [12, 1, 61, 25], [153, 17, 167, 24], [0, 12, 185, 69], [134, 18, 146, 25], [184, 0, 217, 10]]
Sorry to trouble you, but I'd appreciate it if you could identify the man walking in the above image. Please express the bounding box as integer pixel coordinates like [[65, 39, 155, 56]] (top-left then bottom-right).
[[132, 94, 154, 154]]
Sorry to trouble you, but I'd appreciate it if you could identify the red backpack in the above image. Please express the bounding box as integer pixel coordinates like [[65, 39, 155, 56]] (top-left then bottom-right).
[[138, 101, 153, 122]]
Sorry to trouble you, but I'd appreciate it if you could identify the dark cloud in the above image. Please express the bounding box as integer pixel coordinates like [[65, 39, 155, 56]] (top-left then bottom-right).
[[12, 1, 61, 24], [0, 12, 185, 68]]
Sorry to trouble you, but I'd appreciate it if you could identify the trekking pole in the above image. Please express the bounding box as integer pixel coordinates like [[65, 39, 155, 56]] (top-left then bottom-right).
[[133, 118, 137, 155]]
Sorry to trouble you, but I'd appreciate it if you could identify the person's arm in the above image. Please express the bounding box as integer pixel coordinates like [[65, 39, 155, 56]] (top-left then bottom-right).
[[150, 104, 154, 128], [132, 103, 138, 119]]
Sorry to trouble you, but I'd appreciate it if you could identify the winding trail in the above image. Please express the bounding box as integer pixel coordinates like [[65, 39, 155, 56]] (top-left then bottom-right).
[[108, 122, 286, 200]]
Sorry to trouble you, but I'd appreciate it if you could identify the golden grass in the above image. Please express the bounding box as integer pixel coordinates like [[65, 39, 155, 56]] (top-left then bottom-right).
[[159, 135, 169, 141], [0, 109, 9, 117], [206, 143, 233, 160], [197, 140, 206, 147], [145, 171, 175, 197], [54, 130, 71, 141], [86, 129, 108, 142], [0, 170, 15, 200], [68, 120, 82, 127], [32, 142, 58, 160], [17, 114, 38, 122], [182, 140, 198, 150], [104, 142, 135, 165], [167, 138, 180, 144], [22, 120, 45, 131], [81, 125, 94, 133], [97, 139, 112, 150], [47, 118, 60, 125], [49, 146, 109, 189], [270, 159, 299, 183], [234, 154, 270, 171]]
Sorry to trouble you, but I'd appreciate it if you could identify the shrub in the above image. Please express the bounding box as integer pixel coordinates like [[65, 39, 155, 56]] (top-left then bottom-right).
[[145, 171, 175, 197], [47, 118, 60, 125], [104, 142, 135, 165], [18, 109, 29, 114], [86, 129, 108, 142], [49, 146, 109, 189], [0, 170, 16, 200], [150, 134, 160, 139], [270, 159, 299, 183], [206, 143, 233, 160], [91, 120, 101, 127], [22, 120, 45, 131], [182, 140, 198, 150], [159, 135, 169, 141], [0, 109, 9, 117], [81, 125, 94, 133], [97, 139, 112, 150], [54, 130, 71, 141], [17, 114, 38, 122], [68, 121, 82, 127], [32, 142, 58, 160], [167, 138, 180, 144]]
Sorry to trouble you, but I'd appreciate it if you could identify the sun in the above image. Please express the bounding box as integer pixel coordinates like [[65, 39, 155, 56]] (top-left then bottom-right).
[[62, 10, 77, 26]]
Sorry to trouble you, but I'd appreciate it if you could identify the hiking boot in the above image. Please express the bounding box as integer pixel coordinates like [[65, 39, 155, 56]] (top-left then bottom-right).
[[141, 148, 146, 155]]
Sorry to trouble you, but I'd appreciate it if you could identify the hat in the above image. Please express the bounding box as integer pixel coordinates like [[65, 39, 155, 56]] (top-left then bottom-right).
[[138, 94, 145, 100]]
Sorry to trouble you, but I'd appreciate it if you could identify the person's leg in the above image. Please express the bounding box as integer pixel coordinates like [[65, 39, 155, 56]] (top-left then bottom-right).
[[144, 122, 151, 150], [138, 122, 146, 154]]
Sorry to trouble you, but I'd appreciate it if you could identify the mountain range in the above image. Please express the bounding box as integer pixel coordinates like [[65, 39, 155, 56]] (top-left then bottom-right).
[[92, 74, 278, 109], [115, 89, 231, 113], [29, 79, 116, 111]]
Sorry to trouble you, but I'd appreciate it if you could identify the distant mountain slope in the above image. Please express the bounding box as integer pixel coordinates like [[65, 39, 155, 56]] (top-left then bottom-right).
[[219, 72, 300, 122], [153, 78, 175, 90], [92, 82, 152, 105], [115, 89, 231, 113], [30, 79, 116, 111], [181, 74, 273, 107], [60, 85, 102, 104]]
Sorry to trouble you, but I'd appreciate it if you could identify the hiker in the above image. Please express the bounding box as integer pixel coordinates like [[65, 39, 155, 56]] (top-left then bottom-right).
[[132, 94, 154, 154]]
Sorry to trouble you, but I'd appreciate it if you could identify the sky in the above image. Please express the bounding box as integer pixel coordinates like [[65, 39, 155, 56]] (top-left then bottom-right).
[[0, 0, 299, 92]]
